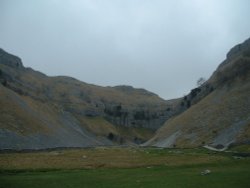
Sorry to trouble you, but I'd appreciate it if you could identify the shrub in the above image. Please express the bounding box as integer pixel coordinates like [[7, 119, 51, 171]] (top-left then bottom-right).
[[2, 79, 7, 86], [197, 77, 206, 87], [107, 133, 114, 140]]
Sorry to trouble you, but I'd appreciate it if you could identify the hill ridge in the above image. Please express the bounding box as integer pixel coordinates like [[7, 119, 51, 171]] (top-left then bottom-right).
[[144, 37, 250, 149], [0, 49, 182, 149]]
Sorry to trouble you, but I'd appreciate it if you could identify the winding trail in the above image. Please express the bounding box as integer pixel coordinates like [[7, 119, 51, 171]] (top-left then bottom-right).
[[203, 145, 228, 152]]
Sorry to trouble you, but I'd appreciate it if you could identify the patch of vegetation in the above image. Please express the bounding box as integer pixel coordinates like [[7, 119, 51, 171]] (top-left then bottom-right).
[[229, 144, 250, 153], [107, 132, 115, 140], [1, 147, 250, 187], [0, 147, 228, 170]]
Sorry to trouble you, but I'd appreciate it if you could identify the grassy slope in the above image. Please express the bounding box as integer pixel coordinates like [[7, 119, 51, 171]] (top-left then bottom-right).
[[0, 85, 154, 145], [0, 148, 250, 188], [147, 56, 250, 148], [1, 60, 169, 145], [0, 85, 52, 135]]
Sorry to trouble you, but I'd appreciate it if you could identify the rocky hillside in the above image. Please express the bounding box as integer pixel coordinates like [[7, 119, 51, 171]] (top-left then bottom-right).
[[2, 38, 249, 150], [145, 38, 250, 149], [0, 49, 182, 149]]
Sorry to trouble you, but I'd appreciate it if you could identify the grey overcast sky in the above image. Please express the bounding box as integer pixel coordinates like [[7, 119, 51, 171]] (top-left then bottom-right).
[[0, 0, 250, 99]]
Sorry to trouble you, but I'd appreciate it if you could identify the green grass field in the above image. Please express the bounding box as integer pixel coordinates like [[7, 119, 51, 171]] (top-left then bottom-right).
[[0, 147, 250, 188]]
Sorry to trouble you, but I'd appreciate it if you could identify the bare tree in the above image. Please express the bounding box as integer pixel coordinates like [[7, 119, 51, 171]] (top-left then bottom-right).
[[197, 77, 206, 87]]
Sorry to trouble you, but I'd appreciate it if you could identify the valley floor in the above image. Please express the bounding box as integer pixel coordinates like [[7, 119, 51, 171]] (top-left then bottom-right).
[[0, 147, 250, 188]]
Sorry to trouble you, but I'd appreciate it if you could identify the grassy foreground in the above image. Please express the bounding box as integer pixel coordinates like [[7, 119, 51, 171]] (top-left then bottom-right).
[[0, 147, 250, 188]]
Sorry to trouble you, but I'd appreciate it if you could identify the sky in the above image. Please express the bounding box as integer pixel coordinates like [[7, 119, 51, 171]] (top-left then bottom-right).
[[0, 0, 250, 99]]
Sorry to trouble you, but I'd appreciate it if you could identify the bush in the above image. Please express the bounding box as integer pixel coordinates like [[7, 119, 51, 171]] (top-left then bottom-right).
[[134, 111, 145, 120], [190, 88, 201, 98], [2, 79, 7, 86], [197, 77, 206, 87], [107, 133, 114, 140]]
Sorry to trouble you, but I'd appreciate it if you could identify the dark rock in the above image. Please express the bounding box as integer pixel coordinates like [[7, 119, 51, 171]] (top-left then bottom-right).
[[226, 38, 250, 59], [0, 49, 24, 69]]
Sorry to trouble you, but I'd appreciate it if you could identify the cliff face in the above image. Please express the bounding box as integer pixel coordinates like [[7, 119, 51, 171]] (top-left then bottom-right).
[[145, 38, 250, 149], [0, 48, 181, 149], [0, 49, 23, 68]]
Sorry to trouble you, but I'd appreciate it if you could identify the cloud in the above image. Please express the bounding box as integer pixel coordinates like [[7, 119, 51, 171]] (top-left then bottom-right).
[[0, 0, 250, 99]]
